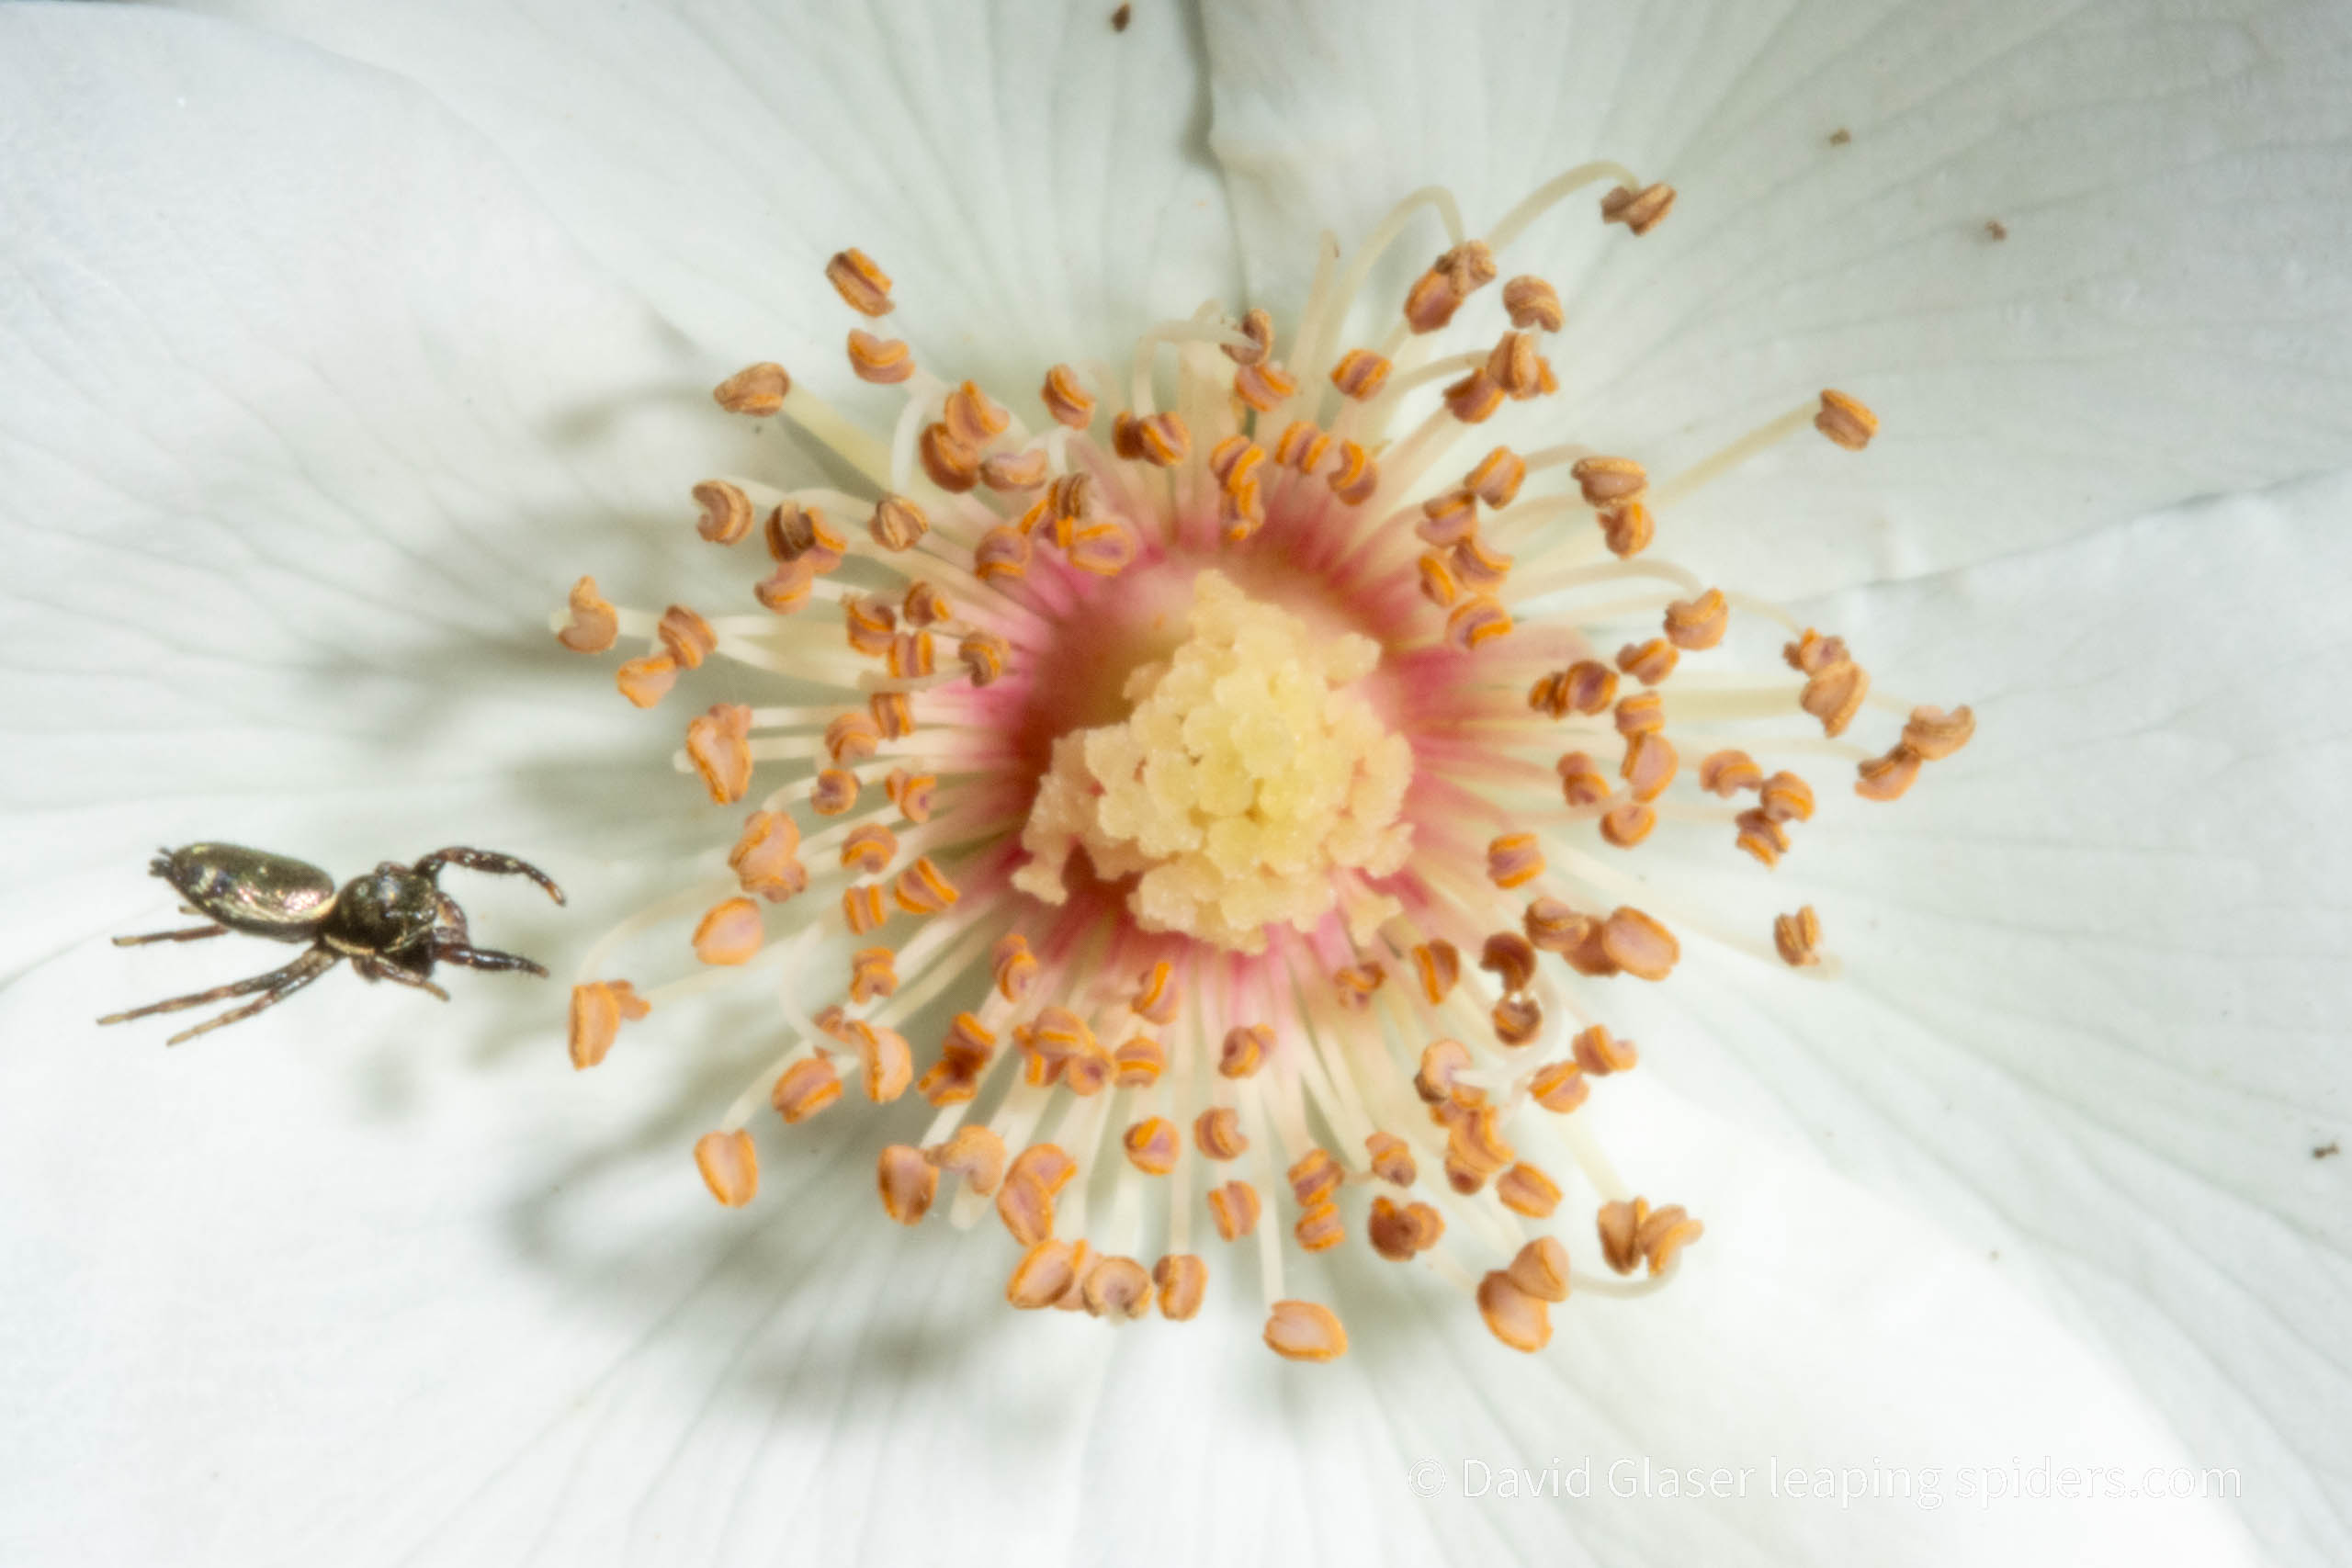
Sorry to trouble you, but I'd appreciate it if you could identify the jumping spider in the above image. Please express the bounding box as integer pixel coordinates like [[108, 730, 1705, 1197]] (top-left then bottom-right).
[[98, 842, 564, 1044]]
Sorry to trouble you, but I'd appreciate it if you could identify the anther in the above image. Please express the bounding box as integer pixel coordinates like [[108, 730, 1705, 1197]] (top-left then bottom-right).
[[1600, 800, 1657, 848], [1442, 369, 1505, 423], [1234, 360, 1300, 412], [1288, 1149, 1342, 1209], [1510, 1237, 1571, 1303], [981, 447, 1049, 493], [1501, 275, 1565, 333], [870, 691, 915, 740], [1329, 348, 1392, 400], [847, 329, 915, 384], [866, 494, 929, 552], [1774, 905, 1825, 967], [973, 525, 1031, 581], [1800, 658, 1870, 738], [1492, 994, 1544, 1045], [886, 632, 934, 680], [1068, 520, 1140, 576], [1369, 1197, 1443, 1261], [1600, 182, 1676, 236], [1479, 931, 1538, 994], [849, 945, 898, 1004], [1007, 1242, 1078, 1310], [754, 559, 817, 615], [1735, 809, 1790, 867], [1572, 455, 1647, 508], [685, 702, 754, 803], [1613, 692, 1665, 736], [658, 605, 718, 669], [919, 423, 980, 492], [996, 1171, 1056, 1248], [1294, 1202, 1344, 1252], [825, 249, 894, 316], [1122, 1117, 1181, 1176], [1195, 1107, 1249, 1161], [1616, 637, 1678, 686], [991, 933, 1038, 1003], [1451, 535, 1512, 592], [810, 768, 860, 816], [1082, 1256, 1156, 1321], [1663, 587, 1728, 649], [958, 630, 1010, 686], [1445, 1104, 1514, 1179], [930, 1124, 1007, 1196], [558, 575, 618, 653], [1572, 1024, 1637, 1075], [1524, 897, 1586, 952], [1496, 1161, 1561, 1217], [771, 1055, 843, 1123], [1637, 1202, 1705, 1273], [842, 882, 888, 934], [1419, 489, 1479, 547], [1600, 907, 1679, 981], [1326, 440, 1379, 505], [1855, 745, 1923, 802], [823, 710, 881, 765], [692, 480, 753, 545], [1487, 833, 1545, 889], [1041, 364, 1096, 428], [892, 856, 958, 915], [1446, 594, 1512, 649], [1136, 411, 1195, 467], [1419, 553, 1461, 608], [844, 595, 897, 657], [1263, 1300, 1349, 1362], [1332, 961, 1385, 1007], [1622, 731, 1679, 800], [567, 979, 650, 1069], [1208, 1179, 1261, 1242], [1415, 1040, 1476, 1105], [1272, 420, 1326, 470], [713, 362, 790, 417], [766, 502, 846, 568], [1529, 1059, 1589, 1113], [876, 1144, 937, 1224], [694, 1130, 759, 1208], [1904, 705, 1975, 760], [1783, 628, 1848, 675], [1486, 331, 1543, 400], [1561, 660, 1618, 716], [1154, 1255, 1208, 1321], [1698, 749, 1763, 795], [1476, 1271, 1552, 1353], [1364, 1131, 1416, 1187], [1758, 772, 1815, 823], [611, 653, 677, 709], [1206, 435, 1261, 490], [1465, 446, 1526, 508], [1600, 500, 1654, 558], [1814, 389, 1879, 450], [842, 822, 899, 874], [1412, 940, 1461, 1003]]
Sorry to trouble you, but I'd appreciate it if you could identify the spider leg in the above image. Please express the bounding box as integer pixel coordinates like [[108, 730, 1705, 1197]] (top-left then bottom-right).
[[434, 940, 549, 978], [354, 953, 451, 1003], [97, 947, 342, 1043], [162, 949, 344, 1046], [432, 890, 470, 947], [112, 923, 228, 947], [411, 847, 565, 905]]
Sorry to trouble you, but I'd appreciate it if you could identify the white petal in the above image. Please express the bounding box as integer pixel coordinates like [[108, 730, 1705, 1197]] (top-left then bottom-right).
[[1627, 469, 2352, 1564], [0, 6, 753, 977], [173, 0, 1243, 384], [1202, 0, 2352, 595]]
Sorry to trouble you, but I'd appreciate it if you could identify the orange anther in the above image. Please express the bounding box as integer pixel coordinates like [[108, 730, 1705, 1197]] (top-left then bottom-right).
[[847, 329, 915, 384], [557, 575, 618, 653], [694, 1130, 758, 1208], [692, 479, 753, 546], [1774, 905, 1825, 967], [771, 1055, 842, 1123], [1600, 182, 1676, 236], [684, 702, 754, 804], [713, 361, 791, 417], [1262, 1300, 1348, 1361], [1815, 388, 1879, 450], [825, 248, 894, 315], [567, 979, 649, 1069]]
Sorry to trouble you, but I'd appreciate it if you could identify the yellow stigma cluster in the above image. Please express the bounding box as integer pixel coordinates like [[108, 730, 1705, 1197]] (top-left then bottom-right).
[[1013, 572, 1412, 952]]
